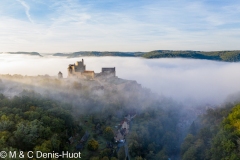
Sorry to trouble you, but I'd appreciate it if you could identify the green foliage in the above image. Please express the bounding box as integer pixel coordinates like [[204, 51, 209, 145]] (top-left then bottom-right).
[[181, 134, 194, 155], [0, 92, 77, 152], [128, 106, 179, 159], [135, 156, 145, 160], [142, 50, 240, 62], [209, 105, 240, 159], [101, 156, 109, 160], [117, 146, 125, 160], [103, 126, 114, 141], [210, 130, 237, 160], [0, 73, 210, 159], [88, 139, 99, 151], [155, 150, 168, 160], [34, 140, 52, 152], [181, 103, 240, 160], [100, 149, 112, 158], [189, 121, 197, 135], [90, 157, 100, 160], [53, 50, 240, 62]]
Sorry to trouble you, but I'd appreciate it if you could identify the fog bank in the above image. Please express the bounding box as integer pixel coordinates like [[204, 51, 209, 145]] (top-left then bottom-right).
[[1, 53, 240, 105]]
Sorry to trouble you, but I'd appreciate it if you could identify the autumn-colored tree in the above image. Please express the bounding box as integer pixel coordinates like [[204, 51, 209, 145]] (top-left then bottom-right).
[[87, 139, 99, 151]]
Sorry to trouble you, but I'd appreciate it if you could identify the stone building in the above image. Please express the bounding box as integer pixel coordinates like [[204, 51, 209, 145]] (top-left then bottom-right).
[[95, 67, 116, 78], [82, 71, 95, 79], [102, 68, 116, 77], [67, 59, 95, 79], [67, 59, 115, 79], [68, 59, 86, 78]]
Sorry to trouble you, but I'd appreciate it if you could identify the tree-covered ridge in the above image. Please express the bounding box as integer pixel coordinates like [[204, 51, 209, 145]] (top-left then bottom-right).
[[4, 74, 240, 159], [2, 50, 240, 62], [52, 50, 240, 62], [211, 104, 240, 159], [53, 51, 144, 58], [181, 103, 240, 160], [1, 52, 42, 56], [128, 106, 180, 160], [0, 91, 78, 157], [142, 50, 240, 62], [0, 75, 185, 159]]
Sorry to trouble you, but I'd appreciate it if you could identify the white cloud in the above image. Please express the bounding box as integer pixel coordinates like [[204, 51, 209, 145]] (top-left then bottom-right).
[[16, 0, 33, 23], [0, 0, 240, 52]]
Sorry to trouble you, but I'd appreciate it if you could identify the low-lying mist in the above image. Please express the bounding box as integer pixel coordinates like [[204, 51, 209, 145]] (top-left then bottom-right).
[[2, 53, 240, 159], [1, 53, 240, 105]]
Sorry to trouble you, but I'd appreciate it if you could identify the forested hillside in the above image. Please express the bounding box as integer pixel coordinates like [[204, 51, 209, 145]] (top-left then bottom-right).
[[52, 50, 240, 62], [2, 50, 240, 62], [0, 91, 77, 154], [1, 75, 240, 159], [0, 52, 42, 56], [53, 51, 143, 58], [0, 75, 185, 160], [181, 103, 240, 160], [141, 50, 240, 62]]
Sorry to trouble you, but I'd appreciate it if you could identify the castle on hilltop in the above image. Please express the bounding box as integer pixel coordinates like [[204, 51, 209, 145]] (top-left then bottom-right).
[[66, 59, 116, 79]]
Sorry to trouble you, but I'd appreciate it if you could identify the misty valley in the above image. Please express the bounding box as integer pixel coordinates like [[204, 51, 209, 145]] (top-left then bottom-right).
[[2, 0, 240, 159], [1, 54, 240, 160]]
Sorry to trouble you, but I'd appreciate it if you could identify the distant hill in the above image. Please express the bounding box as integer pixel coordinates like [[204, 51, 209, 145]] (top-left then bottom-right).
[[141, 50, 240, 62], [2, 50, 240, 62], [1, 52, 42, 56], [53, 51, 144, 58], [52, 50, 240, 62]]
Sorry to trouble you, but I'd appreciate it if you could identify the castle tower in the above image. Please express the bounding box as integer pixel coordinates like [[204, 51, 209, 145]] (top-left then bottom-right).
[[75, 59, 86, 72], [67, 59, 86, 78]]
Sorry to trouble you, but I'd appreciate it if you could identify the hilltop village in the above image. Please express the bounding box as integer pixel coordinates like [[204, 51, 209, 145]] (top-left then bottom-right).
[[56, 59, 115, 80], [66, 59, 116, 79], [55, 59, 141, 158], [57, 59, 141, 92], [0, 59, 194, 160], [55, 59, 139, 159], [0, 60, 146, 159]]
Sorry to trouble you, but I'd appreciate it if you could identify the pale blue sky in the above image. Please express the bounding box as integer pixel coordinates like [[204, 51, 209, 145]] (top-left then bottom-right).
[[1, 0, 240, 52]]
